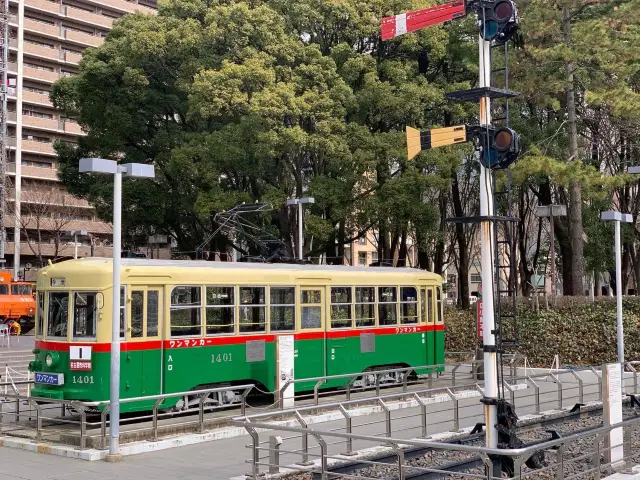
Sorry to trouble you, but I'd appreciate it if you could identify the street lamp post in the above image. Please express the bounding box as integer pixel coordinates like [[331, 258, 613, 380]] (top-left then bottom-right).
[[70, 230, 88, 259], [535, 205, 566, 300], [79, 158, 155, 460], [600, 210, 633, 374], [286, 197, 315, 260]]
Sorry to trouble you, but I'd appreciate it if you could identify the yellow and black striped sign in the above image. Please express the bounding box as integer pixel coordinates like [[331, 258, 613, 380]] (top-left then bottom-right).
[[406, 125, 468, 160]]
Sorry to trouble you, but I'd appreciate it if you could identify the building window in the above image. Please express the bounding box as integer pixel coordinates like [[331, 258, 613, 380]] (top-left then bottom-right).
[[270, 287, 295, 331], [330, 287, 352, 328], [400, 287, 418, 324], [358, 251, 367, 266], [471, 273, 481, 284], [206, 286, 235, 335], [378, 286, 397, 326], [371, 251, 379, 264], [239, 286, 266, 333], [358, 237, 367, 245], [170, 286, 201, 337], [24, 62, 54, 72]]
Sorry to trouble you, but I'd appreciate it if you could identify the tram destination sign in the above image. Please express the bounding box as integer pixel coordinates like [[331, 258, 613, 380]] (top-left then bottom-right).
[[35, 372, 64, 386]]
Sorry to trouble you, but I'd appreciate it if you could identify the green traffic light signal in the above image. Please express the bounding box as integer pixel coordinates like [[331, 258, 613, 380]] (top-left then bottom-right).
[[480, 0, 518, 44]]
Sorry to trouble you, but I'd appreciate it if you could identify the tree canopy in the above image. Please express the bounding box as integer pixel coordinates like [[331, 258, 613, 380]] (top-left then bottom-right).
[[51, 0, 640, 301]]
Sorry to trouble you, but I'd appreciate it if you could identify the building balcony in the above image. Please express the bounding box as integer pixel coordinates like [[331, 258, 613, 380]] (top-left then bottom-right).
[[66, 5, 113, 28], [23, 114, 59, 131], [8, 61, 17, 74], [100, 0, 155, 15], [16, 190, 92, 208], [61, 120, 84, 135], [7, 163, 59, 181], [7, 111, 16, 123], [24, 42, 60, 61], [23, 66, 59, 84], [24, 18, 60, 38], [21, 139, 55, 155], [5, 241, 114, 258], [23, 90, 52, 107], [62, 50, 83, 65], [62, 29, 104, 47], [25, 0, 62, 15]]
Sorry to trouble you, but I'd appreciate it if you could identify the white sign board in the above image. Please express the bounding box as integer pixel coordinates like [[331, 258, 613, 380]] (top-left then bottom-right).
[[603, 363, 624, 466], [69, 346, 92, 361], [277, 335, 295, 408]]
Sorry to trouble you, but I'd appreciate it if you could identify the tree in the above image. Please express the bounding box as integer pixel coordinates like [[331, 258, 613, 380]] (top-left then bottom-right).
[[509, 0, 640, 295], [14, 183, 82, 266]]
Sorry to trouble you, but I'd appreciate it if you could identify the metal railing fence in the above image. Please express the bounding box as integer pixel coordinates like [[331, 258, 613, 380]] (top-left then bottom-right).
[[230, 363, 640, 479]]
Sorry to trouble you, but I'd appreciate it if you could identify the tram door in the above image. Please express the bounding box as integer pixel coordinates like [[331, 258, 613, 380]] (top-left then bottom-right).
[[295, 286, 326, 390], [123, 288, 163, 399], [421, 287, 436, 366]]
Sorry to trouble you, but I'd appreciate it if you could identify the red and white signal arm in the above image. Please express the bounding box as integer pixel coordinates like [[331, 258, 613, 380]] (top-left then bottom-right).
[[381, 0, 466, 40]]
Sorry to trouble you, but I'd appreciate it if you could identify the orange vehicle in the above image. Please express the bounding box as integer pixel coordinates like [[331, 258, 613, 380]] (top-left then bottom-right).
[[0, 271, 35, 334]]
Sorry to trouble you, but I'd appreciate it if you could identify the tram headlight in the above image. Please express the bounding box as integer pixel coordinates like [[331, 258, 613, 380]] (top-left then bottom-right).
[[45, 354, 53, 367]]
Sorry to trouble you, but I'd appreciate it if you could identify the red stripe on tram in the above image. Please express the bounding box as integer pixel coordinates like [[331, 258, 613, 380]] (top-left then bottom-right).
[[34, 324, 443, 353]]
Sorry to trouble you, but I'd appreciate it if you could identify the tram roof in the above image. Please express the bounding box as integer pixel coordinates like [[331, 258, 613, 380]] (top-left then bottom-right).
[[39, 258, 441, 283]]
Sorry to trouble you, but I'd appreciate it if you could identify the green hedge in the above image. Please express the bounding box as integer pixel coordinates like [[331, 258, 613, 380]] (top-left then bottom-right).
[[444, 297, 640, 367]]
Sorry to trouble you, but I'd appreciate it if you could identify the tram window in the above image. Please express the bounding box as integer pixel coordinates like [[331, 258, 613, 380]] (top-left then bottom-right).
[[330, 287, 352, 329], [301, 289, 322, 329], [48, 292, 69, 338], [73, 292, 98, 339], [270, 287, 295, 331], [170, 286, 202, 337], [355, 287, 375, 327], [378, 286, 398, 326], [36, 292, 45, 338], [206, 286, 235, 335], [400, 287, 418, 324], [239, 286, 266, 333], [427, 289, 434, 323], [11, 285, 31, 295], [436, 287, 443, 323], [0, 285, 8, 295], [147, 291, 159, 337], [131, 291, 144, 338]]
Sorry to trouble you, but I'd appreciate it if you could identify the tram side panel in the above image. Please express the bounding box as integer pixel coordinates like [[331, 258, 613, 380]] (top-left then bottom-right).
[[325, 328, 429, 387]]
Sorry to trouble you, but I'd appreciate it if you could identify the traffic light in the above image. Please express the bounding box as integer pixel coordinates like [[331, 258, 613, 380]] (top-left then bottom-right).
[[479, 127, 521, 170], [479, 0, 518, 44]]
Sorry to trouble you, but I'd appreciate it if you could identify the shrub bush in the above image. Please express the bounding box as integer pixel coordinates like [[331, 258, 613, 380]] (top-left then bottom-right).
[[444, 297, 640, 367]]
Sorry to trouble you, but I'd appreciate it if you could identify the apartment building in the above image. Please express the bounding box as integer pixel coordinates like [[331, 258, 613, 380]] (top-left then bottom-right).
[[4, 0, 156, 278]]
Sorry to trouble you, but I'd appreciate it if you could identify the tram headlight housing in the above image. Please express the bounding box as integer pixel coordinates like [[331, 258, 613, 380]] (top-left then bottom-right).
[[44, 352, 59, 368]]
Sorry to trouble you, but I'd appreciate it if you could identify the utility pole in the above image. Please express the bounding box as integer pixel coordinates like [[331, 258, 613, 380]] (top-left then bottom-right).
[[0, 0, 8, 264], [477, 31, 499, 452], [383, 1, 523, 471]]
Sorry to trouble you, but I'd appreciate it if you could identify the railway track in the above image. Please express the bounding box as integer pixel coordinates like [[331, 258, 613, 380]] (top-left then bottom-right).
[[307, 402, 639, 480]]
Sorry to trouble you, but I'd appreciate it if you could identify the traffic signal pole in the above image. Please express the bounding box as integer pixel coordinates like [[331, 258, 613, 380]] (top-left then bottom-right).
[[478, 34, 500, 455]]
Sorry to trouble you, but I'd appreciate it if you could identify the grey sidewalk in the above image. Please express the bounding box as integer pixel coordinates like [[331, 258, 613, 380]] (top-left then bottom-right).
[[0, 375, 604, 480]]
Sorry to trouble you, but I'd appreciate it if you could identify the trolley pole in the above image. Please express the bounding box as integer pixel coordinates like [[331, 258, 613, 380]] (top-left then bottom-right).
[[478, 35, 499, 452]]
